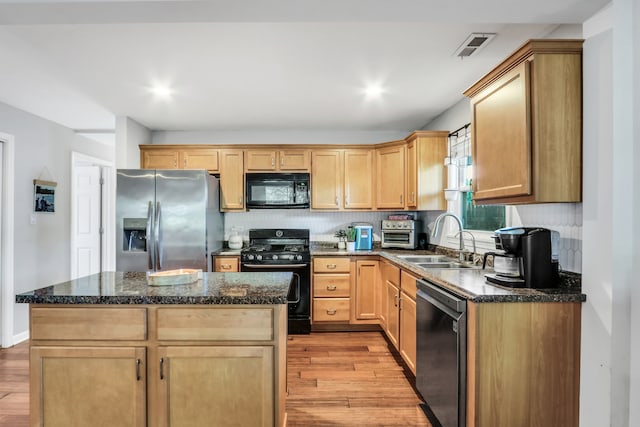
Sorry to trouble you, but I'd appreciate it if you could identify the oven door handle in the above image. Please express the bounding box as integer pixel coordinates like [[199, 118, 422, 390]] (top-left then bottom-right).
[[242, 263, 308, 269], [289, 273, 301, 304]]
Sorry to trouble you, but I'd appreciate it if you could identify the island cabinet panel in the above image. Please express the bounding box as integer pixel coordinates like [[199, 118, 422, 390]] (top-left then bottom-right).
[[156, 307, 274, 341], [30, 346, 146, 427], [30, 307, 147, 341], [466, 301, 581, 427], [157, 346, 274, 427]]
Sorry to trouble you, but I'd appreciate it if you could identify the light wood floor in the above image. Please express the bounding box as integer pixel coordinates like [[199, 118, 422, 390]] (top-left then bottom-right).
[[0, 332, 430, 426]]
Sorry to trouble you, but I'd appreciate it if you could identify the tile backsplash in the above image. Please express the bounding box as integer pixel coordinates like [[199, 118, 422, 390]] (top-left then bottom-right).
[[224, 203, 582, 274]]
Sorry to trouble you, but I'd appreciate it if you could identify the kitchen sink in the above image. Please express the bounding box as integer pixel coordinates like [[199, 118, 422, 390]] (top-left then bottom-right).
[[414, 261, 474, 269], [396, 255, 447, 263]]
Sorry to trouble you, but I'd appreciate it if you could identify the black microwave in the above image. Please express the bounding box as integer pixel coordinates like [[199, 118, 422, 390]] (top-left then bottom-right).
[[245, 173, 310, 209]]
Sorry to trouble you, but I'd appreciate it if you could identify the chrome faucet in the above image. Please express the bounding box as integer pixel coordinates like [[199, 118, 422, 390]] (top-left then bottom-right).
[[432, 213, 465, 262], [455, 230, 477, 263]]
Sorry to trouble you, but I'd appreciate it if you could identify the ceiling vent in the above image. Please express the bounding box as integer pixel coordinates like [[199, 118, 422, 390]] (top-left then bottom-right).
[[454, 33, 496, 58]]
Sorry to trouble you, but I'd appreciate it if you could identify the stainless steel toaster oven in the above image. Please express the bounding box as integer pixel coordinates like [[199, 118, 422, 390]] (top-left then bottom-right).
[[381, 220, 421, 249]]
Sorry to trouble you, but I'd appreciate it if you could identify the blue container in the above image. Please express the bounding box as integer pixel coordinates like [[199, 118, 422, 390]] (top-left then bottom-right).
[[354, 223, 373, 251]]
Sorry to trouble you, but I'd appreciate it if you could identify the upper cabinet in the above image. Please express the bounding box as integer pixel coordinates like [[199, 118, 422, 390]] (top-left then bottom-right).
[[405, 131, 448, 210], [245, 149, 310, 172], [343, 149, 375, 209], [219, 149, 245, 211], [375, 142, 406, 209], [140, 146, 219, 172], [311, 150, 343, 209], [464, 39, 583, 204]]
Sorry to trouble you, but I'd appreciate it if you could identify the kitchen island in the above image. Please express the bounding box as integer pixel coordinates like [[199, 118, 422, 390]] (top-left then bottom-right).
[[16, 271, 292, 427]]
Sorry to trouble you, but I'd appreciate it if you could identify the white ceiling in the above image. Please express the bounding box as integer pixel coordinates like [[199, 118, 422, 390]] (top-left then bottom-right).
[[0, 0, 608, 134]]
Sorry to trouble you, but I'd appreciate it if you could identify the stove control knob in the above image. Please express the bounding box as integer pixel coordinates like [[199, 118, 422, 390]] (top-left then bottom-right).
[[247, 254, 254, 261], [296, 255, 303, 261], [256, 255, 262, 261], [272, 255, 278, 260], [287, 255, 294, 261]]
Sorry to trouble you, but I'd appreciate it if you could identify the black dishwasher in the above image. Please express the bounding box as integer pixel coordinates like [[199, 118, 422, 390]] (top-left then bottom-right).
[[416, 279, 467, 427]]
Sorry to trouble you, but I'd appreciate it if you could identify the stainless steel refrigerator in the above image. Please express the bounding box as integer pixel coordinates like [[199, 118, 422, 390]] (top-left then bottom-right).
[[116, 169, 223, 272]]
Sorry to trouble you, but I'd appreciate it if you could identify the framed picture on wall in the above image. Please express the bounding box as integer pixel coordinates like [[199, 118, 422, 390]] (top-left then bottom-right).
[[34, 179, 56, 213]]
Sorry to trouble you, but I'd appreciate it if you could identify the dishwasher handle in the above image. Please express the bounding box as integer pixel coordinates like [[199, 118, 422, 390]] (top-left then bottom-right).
[[417, 279, 466, 313]]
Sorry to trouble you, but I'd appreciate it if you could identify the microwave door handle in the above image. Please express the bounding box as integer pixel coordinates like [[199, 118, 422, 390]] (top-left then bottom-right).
[[147, 201, 155, 270]]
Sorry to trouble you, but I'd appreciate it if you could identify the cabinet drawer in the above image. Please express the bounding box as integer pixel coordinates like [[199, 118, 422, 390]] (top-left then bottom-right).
[[314, 257, 351, 273], [31, 307, 147, 341], [156, 307, 273, 341], [400, 270, 417, 300], [313, 274, 350, 297], [313, 298, 350, 322], [214, 256, 239, 272]]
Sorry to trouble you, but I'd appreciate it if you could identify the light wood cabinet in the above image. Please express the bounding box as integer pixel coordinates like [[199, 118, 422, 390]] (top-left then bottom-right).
[[312, 257, 352, 322], [245, 149, 310, 172], [213, 256, 240, 272], [375, 143, 406, 209], [157, 346, 274, 427], [353, 259, 378, 321], [343, 149, 375, 209], [399, 270, 417, 374], [464, 39, 583, 204], [28, 305, 287, 427], [380, 260, 401, 348], [30, 346, 147, 427], [405, 131, 448, 210], [311, 150, 343, 209], [466, 301, 581, 427], [219, 149, 245, 211], [140, 146, 219, 172]]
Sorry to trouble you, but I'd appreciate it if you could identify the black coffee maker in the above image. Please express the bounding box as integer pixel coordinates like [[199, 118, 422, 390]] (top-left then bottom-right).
[[483, 227, 559, 288]]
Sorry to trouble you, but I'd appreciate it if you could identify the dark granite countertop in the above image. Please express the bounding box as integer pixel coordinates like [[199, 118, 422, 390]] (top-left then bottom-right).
[[15, 271, 292, 305], [309, 245, 586, 304]]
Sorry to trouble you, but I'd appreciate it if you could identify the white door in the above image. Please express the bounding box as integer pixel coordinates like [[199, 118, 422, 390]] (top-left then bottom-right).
[[72, 165, 102, 279], [0, 140, 3, 346]]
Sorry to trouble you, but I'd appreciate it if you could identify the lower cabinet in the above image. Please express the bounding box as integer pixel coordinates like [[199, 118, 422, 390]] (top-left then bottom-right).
[[157, 346, 274, 427], [30, 346, 147, 427], [28, 305, 287, 427], [399, 271, 418, 374], [312, 257, 351, 322], [353, 259, 378, 321], [213, 255, 240, 272]]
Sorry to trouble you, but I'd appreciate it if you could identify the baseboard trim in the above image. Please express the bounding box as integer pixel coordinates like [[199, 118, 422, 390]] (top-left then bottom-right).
[[12, 330, 29, 345]]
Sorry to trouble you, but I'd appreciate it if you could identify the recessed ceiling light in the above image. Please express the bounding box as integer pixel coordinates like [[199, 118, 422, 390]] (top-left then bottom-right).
[[363, 84, 385, 99], [149, 83, 173, 99]]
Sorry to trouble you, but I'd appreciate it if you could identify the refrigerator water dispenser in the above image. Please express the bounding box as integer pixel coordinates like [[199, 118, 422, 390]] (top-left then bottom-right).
[[123, 218, 148, 252]]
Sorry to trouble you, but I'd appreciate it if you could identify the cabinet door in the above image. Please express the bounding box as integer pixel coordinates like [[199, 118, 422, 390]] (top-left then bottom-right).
[[30, 346, 146, 427], [344, 149, 374, 209], [182, 148, 219, 172], [311, 150, 343, 209], [406, 140, 417, 208], [245, 149, 278, 171], [399, 291, 417, 374], [279, 149, 310, 171], [219, 149, 245, 210], [142, 149, 180, 169], [355, 260, 378, 320], [213, 256, 239, 272], [376, 144, 406, 209], [385, 281, 400, 349], [157, 346, 274, 427], [471, 61, 532, 201]]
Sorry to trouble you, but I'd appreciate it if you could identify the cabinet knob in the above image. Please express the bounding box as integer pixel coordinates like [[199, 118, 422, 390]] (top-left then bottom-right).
[[326, 285, 337, 291], [400, 194, 403, 204], [327, 264, 337, 269], [326, 309, 337, 315], [222, 264, 232, 270], [272, 157, 275, 167], [281, 157, 284, 166]]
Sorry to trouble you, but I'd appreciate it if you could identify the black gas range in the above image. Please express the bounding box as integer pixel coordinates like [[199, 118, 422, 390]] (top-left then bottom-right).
[[240, 229, 311, 334]]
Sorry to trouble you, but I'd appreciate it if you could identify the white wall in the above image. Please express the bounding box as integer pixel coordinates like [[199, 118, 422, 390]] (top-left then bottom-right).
[[152, 129, 408, 145], [0, 101, 115, 341], [116, 116, 150, 169]]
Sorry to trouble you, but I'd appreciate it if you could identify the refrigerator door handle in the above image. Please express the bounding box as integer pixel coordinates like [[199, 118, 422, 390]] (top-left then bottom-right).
[[146, 201, 155, 270], [155, 201, 162, 270]]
